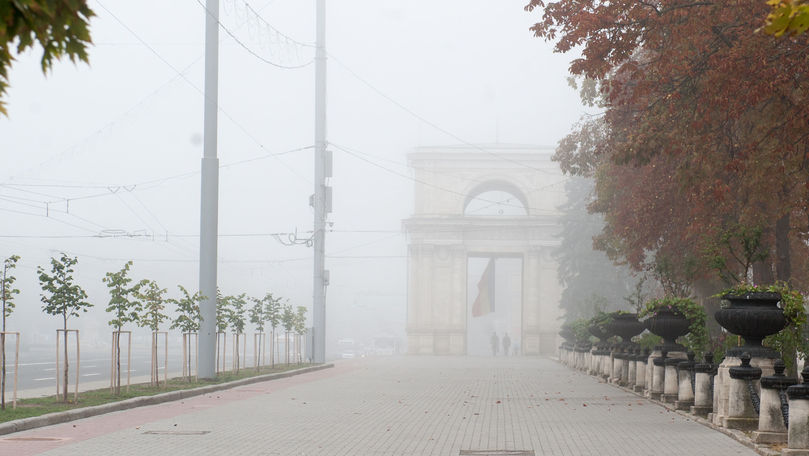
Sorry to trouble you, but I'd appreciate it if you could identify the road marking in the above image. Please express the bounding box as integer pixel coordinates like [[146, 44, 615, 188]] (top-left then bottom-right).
[[82, 373, 101, 377], [33, 377, 56, 382]]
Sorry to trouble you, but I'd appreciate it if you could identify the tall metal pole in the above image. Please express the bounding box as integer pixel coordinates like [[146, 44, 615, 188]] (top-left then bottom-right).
[[312, 0, 327, 364], [198, 0, 220, 379]]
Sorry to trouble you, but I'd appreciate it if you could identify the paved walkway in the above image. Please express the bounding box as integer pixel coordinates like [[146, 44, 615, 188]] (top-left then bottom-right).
[[0, 356, 757, 455]]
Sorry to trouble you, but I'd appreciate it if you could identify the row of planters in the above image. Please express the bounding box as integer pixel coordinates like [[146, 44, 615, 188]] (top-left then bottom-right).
[[558, 283, 809, 454], [0, 253, 309, 409]]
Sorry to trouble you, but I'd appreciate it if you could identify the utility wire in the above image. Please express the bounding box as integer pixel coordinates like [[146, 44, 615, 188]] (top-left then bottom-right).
[[194, 0, 313, 69], [3, 0, 275, 185], [96, 1, 312, 187], [330, 142, 565, 215], [0, 145, 312, 206], [327, 52, 558, 175]]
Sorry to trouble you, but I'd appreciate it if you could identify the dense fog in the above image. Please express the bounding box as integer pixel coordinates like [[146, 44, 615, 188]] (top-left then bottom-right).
[[0, 0, 586, 372]]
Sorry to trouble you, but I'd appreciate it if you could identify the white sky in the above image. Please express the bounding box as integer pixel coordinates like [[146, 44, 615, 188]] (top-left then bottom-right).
[[0, 0, 585, 351]]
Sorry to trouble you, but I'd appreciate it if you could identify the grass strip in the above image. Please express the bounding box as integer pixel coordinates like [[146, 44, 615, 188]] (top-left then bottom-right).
[[0, 363, 312, 423]]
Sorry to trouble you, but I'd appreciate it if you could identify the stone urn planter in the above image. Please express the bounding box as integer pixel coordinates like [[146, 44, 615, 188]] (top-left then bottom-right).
[[587, 323, 610, 342], [606, 313, 645, 345], [644, 308, 691, 350], [559, 327, 575, 343], [715, 292, 786, 358]]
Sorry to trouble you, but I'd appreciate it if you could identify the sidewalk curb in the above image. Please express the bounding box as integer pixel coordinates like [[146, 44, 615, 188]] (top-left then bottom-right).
[[0, 363, 334, 436]]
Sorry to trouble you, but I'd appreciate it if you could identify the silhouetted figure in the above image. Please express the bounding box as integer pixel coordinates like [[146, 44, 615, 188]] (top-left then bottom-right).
[[502, 333, 511, 356], [491, 332, 499, 356]]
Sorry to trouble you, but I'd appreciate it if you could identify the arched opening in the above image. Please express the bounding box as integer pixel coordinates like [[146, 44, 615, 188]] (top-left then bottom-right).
[[464, 181, 529, 216]]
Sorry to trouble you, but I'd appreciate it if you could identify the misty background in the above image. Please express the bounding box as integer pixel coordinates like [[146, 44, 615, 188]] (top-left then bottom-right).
[[0, 0, 587, 360]]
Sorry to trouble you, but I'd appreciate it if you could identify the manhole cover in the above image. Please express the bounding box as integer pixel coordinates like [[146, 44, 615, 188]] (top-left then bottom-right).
[[0, 437, 68, 442], [459, 451, 535, 456], [142, 431, 211, 436]]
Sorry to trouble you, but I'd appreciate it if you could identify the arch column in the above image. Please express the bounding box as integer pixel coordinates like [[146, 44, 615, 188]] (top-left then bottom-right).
[[522, 247, 562, 355], [522, 249, 542, 355], [406, 244, 467, 355]]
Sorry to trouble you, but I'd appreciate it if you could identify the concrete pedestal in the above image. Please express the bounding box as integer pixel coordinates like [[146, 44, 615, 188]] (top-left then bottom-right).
[[713, 354, 776, 427], [651, 355, 665, 401], [691, 371, 713, 416], [611, 355, 623, 384], [786, 387, 809, 456], [675, 367, 694, 410], [753, 360, 794, 444], [725, 354, 762, 431], [662, 361, 680, 403], [621, 355, 630, 386], [627, 356, 636, 387]]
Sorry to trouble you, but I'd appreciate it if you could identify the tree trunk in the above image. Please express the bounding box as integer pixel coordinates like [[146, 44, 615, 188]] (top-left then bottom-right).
[[63, 327, 69, 402], [752, 260, 774, 285], [1, 333, 6, 410], [187, 334, 192, 382], [775, 212, 791, 283], [115, 332, 121, 395], [236, 335, 240, 374]]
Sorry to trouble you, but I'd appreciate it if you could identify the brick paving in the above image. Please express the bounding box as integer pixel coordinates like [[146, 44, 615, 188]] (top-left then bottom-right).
[[0, 356, 757, 455]]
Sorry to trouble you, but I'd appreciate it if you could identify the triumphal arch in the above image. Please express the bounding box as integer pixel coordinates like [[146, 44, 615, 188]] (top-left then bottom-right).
[[403, 144, 565, 356]]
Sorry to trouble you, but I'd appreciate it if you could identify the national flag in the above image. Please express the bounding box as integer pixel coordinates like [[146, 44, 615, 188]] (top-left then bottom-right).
[[471, 259, 495, 317]]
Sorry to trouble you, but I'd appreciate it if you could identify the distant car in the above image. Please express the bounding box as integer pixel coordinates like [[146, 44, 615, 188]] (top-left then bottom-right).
[[337, 338, 356, 359], [372, 336, 398, 355]]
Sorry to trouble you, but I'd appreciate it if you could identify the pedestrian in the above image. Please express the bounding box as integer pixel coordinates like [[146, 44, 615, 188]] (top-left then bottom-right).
[[490, 332, 499, 356], [502, 333, 511, 356]]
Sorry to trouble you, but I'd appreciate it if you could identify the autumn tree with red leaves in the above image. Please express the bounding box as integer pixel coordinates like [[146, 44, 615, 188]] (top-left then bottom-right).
[[526, 0, 809, 290]]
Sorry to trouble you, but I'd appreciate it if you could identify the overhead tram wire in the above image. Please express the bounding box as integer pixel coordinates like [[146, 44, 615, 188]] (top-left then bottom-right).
[[330, 142, 567, 216], [0, 145, 313, 207], [3, 0, 277, 186], [330, 138, 570, 207], [0, 56, 203, 187], [327, 53, 558, 175], [194, 0, 313, 70], [95, 1, 312, 186]]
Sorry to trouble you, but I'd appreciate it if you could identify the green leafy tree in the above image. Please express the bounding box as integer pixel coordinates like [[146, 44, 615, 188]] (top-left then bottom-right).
[[293, 306, 307, 363], [137, 280, 168, 332], [169, 285, 203, 381], [762, 284, 808, 376], [249, 296, 265, 370], [1, 254, 20, 409], [214, 288, 231, 372], [38, 253, 92, 402], [135, 279, 168, 386], [102, 261, 141, 394], [228, 293, 247, 373], [281, 303, 294, 364], [263, 293, 282, 366], [0, 1, 94, 115]]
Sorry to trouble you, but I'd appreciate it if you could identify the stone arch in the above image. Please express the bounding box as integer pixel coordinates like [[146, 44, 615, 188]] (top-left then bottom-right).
[[463, 179, 530, 216], [404, 144, 565, 356]]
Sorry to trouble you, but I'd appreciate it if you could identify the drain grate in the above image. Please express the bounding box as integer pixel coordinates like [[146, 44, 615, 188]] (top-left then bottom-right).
[[459, 451, 535, 456], [0, 437, 68, 442], [142, 431, 211, 436]]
